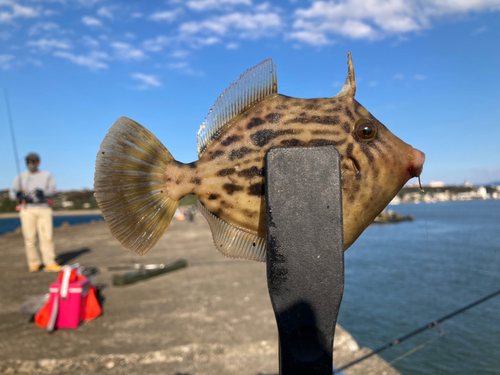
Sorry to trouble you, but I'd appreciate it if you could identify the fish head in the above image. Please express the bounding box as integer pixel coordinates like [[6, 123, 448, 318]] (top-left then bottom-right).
[[335, 53, 425, 249]]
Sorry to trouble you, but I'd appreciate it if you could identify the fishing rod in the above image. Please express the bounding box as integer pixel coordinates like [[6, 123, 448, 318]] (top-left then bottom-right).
[[5, 89, 22, 178], [4, 88, 25, 207], [333, 287, 500, 374]]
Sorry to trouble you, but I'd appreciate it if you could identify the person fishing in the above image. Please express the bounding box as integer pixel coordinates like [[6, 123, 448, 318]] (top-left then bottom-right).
[[8, 153, 62, 273]]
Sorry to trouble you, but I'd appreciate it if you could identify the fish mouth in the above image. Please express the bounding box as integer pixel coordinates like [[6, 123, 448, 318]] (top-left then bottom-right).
[[408, 149, 425, 178]]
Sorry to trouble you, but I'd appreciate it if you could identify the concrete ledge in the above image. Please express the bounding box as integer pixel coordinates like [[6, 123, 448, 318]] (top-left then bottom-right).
[[0, 216, 400, 375]]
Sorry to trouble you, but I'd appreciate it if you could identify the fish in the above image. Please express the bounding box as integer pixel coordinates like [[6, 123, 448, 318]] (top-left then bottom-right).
[[94, 53, 425, 262]]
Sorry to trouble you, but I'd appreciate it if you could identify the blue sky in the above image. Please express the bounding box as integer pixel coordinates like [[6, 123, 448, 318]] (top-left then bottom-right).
[[1, 0, 499, 191]]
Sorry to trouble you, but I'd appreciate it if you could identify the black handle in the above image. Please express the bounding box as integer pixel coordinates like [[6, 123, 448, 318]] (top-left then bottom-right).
[[265, 146, 345, 375]]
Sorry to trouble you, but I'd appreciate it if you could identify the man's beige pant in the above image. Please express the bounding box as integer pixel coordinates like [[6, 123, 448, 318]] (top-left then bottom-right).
[[19, 207, 56, 267]]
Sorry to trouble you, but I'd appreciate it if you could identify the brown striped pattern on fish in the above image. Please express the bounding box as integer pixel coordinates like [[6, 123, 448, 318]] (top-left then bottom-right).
[[164, 93, 421, 250]]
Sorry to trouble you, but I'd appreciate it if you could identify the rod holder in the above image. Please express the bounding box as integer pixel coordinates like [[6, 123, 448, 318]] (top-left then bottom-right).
[[265, 146, 345, 375]]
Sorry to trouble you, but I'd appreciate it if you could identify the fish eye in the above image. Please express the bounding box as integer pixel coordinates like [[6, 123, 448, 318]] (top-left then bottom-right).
[[355, 121, 377, 140]]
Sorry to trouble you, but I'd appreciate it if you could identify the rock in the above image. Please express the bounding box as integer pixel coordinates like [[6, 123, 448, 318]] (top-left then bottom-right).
[[374, 209, 414, 223]]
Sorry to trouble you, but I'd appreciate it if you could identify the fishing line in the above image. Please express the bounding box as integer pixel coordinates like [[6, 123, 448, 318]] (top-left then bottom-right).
[[332, 287, 500, 374], [418, 176, 437, 371], [365, 331, 444, 375], [417, 176, 438, 371], [419, 176, 430, 258]]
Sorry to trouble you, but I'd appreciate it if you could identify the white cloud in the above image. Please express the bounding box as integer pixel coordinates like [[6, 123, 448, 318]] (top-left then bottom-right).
[[292, 0, 500, 45], [179, 11, 281, 38], [142, 35, 171, 52], [131, 73, 162, 89], [167, 62, 189, 70], [26, 58, 43, 67], [44, 9, 59, 16], [0, 1, 40, 23], [171, 49, 190, 58], [54, 51, 108, 70], [82, 35, 100, 48], [125, 32, 135, 39], [131, 12, 143, 18], [472, 26, 487, 35], [28, 22, 59, 36], [78, 0, 100, 7], [339, 20, 377, 39], [289, 30, 330, 45], [175, 10, 281, 49], [414, 74, 426, 80], [186, 0, 252, 11], [368, 80, 378, 87], [393, 73, 404, 79], [27, 38, 72, 50], [0, 54, 14, 70], [0, 31, 11, 40], [82, 15, 102, 27], [111, 42, 146, 60], [423, 0, 500, 16], [97, 6, 113, 19], [226, 42, 239, 49], [195, 36, 220, 46], [255, 2, 273, 12], [165, 61, 204, 76], [149, 8, 182, 22]]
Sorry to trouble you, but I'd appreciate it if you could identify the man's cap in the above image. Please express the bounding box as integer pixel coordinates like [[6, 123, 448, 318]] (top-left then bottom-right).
[[25, 153, 40, 162]]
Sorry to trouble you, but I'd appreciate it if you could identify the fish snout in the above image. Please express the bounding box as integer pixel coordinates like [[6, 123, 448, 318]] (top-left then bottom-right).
[[408, 148, 425, 178]]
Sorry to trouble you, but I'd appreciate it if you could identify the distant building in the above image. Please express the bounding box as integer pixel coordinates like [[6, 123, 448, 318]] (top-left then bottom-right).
[[405, 181, 418, 188], [429, 181, 445, 188], [477, 187, 488, 199]]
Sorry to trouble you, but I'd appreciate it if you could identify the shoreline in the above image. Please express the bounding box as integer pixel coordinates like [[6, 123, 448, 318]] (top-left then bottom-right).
[[0, 199, 493, 220], [0, 209, 102, 219]]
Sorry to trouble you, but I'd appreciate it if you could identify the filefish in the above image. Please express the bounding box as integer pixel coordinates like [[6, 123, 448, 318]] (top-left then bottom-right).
[[94, 53, 425, 261]]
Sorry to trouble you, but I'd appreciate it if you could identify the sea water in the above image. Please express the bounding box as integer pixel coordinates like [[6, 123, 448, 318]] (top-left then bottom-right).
[[337, 200, 500, 374], [0, 214, 104, 236]]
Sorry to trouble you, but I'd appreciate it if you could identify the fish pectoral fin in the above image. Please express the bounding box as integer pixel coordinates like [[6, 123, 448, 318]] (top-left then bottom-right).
[[197, 201, 266, 262], [94, 117, 179, 255]]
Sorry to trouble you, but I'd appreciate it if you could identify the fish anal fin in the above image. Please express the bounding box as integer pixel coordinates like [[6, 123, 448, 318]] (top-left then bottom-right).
[[197, 200, 266, 262]]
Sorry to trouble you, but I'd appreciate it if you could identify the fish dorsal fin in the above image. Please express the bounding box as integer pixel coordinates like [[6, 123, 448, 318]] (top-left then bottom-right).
[[197, 200, 266, 262], [334, 51, 356, 98], [197, 59, 277, 156]]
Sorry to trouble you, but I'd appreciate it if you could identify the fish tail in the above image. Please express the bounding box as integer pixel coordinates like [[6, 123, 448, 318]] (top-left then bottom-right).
[[94, 117, 179, 255]]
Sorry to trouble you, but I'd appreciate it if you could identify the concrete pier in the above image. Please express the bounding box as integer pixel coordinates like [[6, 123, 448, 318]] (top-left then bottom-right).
[[0, 214, 401, 375]]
